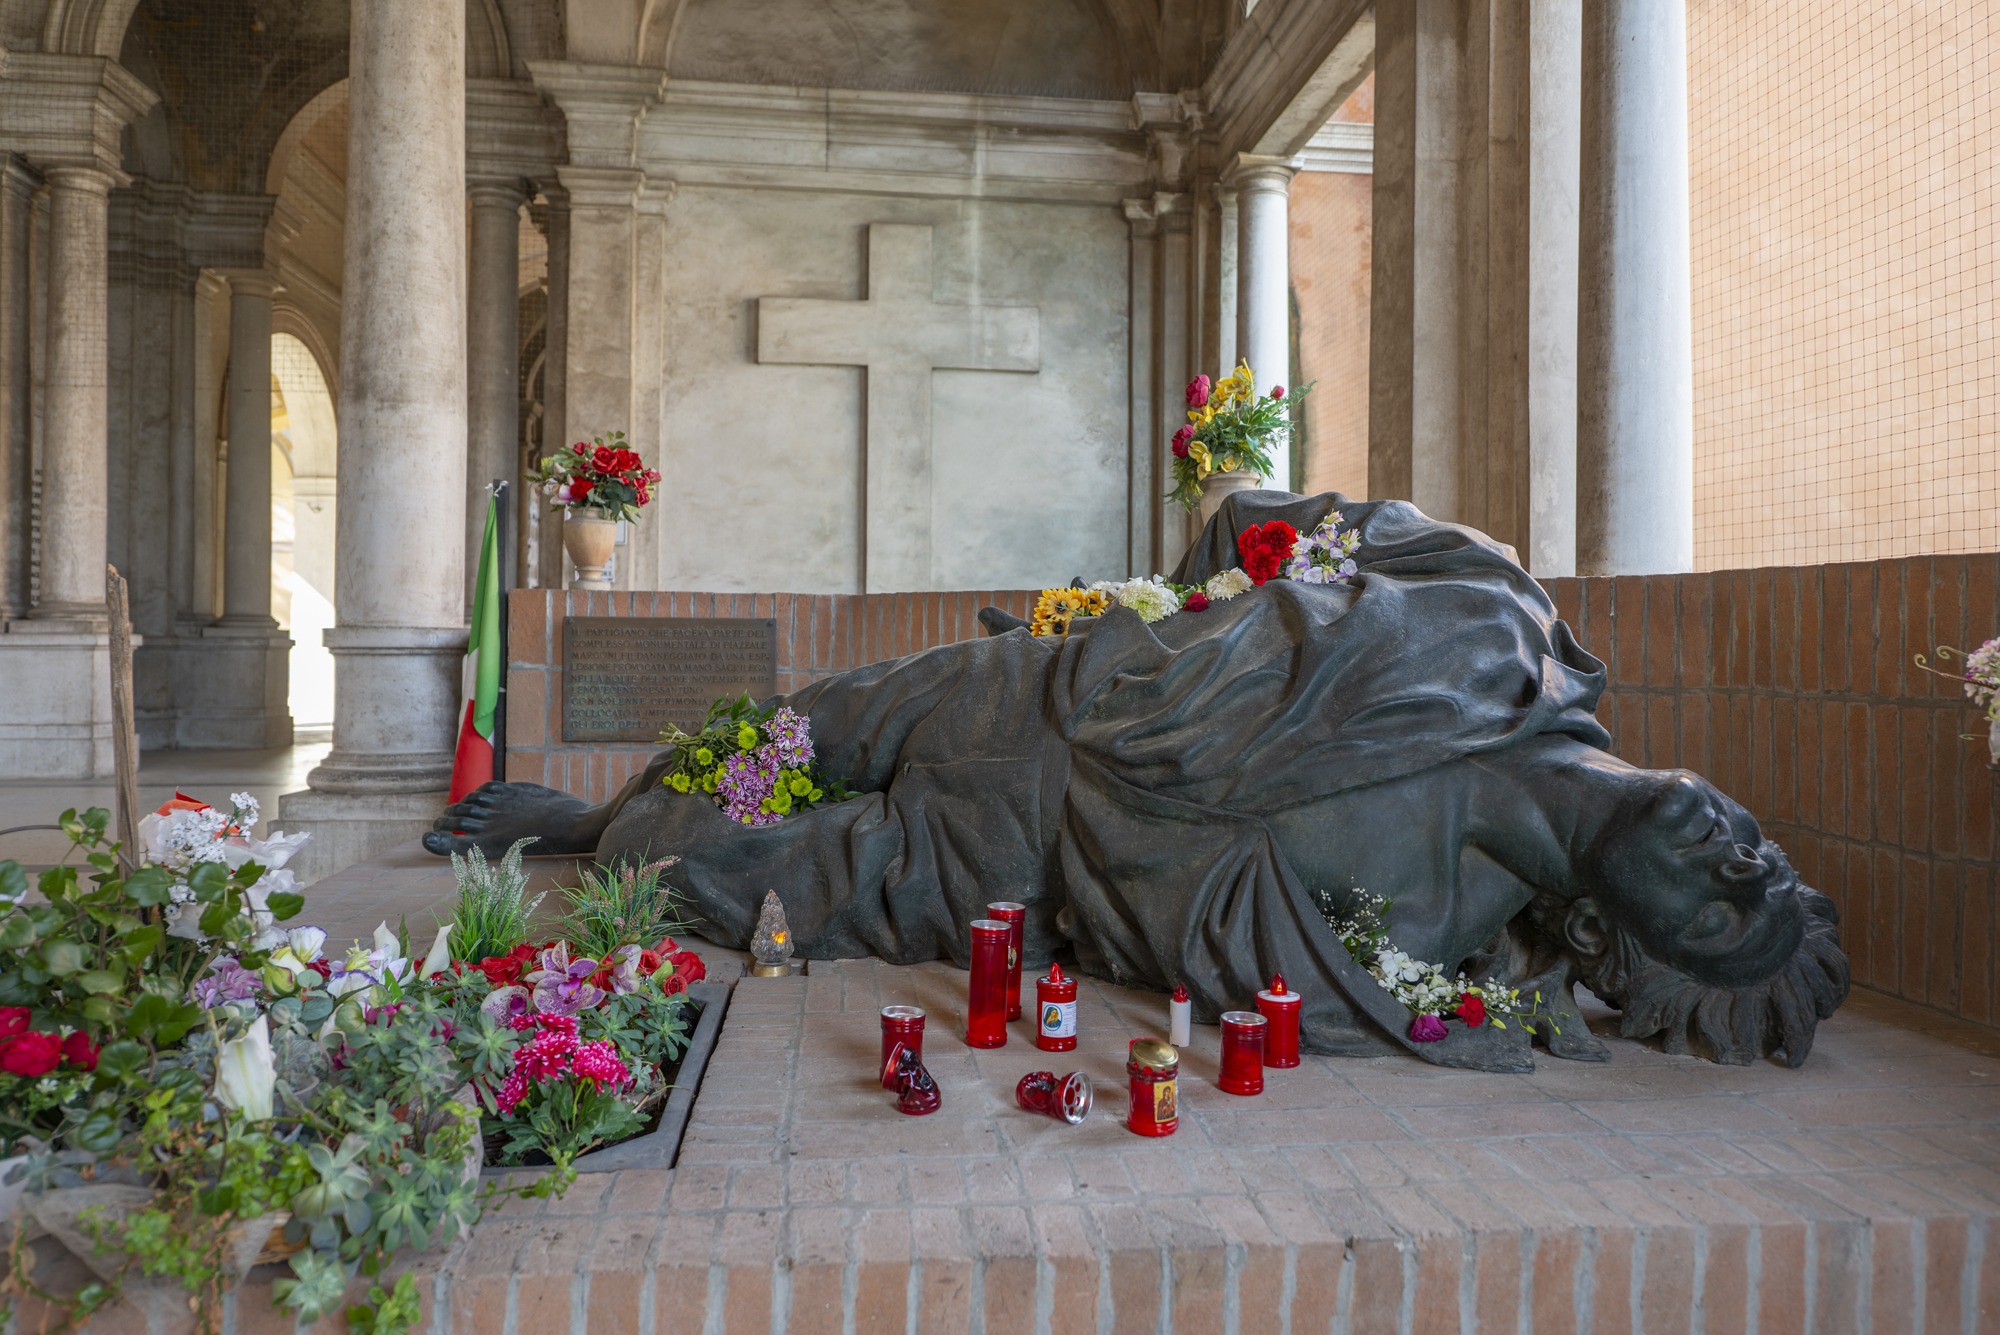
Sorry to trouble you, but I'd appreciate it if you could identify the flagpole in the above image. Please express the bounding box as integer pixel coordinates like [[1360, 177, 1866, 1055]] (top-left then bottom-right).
[[492, 478, 510, 777]]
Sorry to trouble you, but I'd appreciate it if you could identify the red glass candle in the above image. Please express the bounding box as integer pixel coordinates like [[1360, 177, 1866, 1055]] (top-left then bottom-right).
[[966, 919, 1011, 1048], [880, 1005, 925, 1088], [1035, 962, 1077, 1052], [1256, 973, 1302, 1068], [1125, 1038, 1179, 1137], [1016, 1070, 1093, 1124], [1218, 1010, 1267, 1095], [987, 901, 1027, 1020]]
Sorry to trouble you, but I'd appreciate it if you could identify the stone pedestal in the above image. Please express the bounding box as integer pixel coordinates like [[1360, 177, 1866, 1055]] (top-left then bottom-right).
[[0, 621, 115, 777]]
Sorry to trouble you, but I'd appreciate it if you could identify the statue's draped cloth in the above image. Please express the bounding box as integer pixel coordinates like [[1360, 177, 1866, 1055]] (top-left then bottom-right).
[[601, 492, 1610, 1058]]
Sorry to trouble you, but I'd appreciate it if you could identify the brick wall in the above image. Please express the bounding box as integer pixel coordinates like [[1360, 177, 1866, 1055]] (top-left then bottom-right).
[[1548, 556, 2000, 1029], [504, 589, 1038, 802], [509, 559, 2000, 1026]]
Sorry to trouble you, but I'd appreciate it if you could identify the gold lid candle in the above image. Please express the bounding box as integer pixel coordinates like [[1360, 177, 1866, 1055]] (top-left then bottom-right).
[[1125, 1038, 1179, 1137]]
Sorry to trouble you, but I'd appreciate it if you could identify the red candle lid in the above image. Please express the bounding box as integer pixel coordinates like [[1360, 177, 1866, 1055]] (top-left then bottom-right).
[[1172, 983, 1189, 1003], [1259, 973, 1299, 1001], [1045, 962, 1066, 984]]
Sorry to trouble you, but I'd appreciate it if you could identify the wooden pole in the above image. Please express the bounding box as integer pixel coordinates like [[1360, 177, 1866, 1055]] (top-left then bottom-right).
[[106, 563, 140, 864]]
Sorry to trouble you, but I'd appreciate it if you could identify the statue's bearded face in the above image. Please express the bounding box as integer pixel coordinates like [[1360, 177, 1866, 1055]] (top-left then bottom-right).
[[1590, 772, 1806, 988]]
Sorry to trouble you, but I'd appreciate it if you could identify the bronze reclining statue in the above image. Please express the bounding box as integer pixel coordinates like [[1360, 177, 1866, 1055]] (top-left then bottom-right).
[[425, 491, 1849, 1073]]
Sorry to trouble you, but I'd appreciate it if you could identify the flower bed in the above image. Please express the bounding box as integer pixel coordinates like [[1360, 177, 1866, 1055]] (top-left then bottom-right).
[[0, 800, 716, 1335]]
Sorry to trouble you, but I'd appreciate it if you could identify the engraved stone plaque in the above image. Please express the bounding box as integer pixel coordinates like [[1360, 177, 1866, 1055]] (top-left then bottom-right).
[[563, 617, 779, 743]]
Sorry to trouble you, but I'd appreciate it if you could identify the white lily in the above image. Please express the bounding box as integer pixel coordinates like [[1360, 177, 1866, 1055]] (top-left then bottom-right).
[[214, 1015, 276, 1122], [418, 922, 453, 980]]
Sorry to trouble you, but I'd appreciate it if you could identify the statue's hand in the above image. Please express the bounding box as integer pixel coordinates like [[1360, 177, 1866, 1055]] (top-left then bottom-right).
[[422, 782, 602, 858]]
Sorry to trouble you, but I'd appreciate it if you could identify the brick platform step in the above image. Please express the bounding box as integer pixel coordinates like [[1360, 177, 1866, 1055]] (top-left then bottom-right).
[[29, 849, 2000, 1333]]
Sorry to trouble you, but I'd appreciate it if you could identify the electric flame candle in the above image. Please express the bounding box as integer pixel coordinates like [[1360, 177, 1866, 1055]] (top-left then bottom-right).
[[1256, 973, 1302, 1068], [965, 919, 1011, 1048], [1169, 983, 1191, 1047], [1126, 1038, 1179, 1137], [1016, 1070, 1093, 1124], [880, 1005, 926, 1088], [987, 901, 1027, 1020], [1035, 962, 1078, 1052], [1218, 1010, 1267, 1095], [749, 890, 795, 977]]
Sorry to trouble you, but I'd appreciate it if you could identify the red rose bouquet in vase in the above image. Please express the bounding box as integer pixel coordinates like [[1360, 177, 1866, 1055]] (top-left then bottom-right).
[[525, 430, 661, 591]]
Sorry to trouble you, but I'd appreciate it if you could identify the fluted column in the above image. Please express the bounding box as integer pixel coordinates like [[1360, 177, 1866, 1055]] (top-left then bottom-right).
[[1232, 157, 1296, 488], [1576, 0, 1693, 575], [305, 0, 467, 800], [219, 272, 277, 625], [33, 166, 118, 622], [466, 178, 523, 609], [0, 156, 36, 622]]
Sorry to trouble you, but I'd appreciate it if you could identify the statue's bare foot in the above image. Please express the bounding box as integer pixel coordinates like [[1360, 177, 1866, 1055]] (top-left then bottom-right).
[[422, 782, 608, 859]]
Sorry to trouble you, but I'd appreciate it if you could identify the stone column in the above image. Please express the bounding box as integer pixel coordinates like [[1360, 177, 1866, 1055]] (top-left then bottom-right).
[[219, 272, 277, 626], [531, 188, 569, 590], [0, 156, 37, 622], [1211, 184, 1238, 380], [466, 178, 523, 609], [1232, 157, 1296, 487], [283, 0, 466, 882], [32, 166, 118, 622], [1576, 0, 1693, 576]]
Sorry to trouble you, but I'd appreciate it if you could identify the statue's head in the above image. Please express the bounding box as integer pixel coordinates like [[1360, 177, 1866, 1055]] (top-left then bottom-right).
[[1550, 769, 1849, 1066]]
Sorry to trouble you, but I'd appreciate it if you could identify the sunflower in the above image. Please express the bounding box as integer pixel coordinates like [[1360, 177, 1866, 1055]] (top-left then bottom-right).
[[1029, 587, 1110, 636]]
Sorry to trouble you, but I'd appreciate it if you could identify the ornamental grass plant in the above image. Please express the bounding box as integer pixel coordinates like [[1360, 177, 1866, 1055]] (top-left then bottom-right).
[[558, 855, 690, 961], [442, 836, 544, 964]]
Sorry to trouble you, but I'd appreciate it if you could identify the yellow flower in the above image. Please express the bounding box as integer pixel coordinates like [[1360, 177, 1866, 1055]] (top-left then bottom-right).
[[1190, 441, 1211, 471]]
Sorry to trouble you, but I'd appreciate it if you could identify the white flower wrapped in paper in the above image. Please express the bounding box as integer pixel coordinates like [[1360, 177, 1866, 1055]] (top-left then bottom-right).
[[214, 1015, 276, 1122]]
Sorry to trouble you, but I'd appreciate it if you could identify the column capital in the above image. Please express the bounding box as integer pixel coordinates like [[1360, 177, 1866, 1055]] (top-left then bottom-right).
[[527, 61, 668, 169], [0, 53, 157, 177], [219, 270, 279, 301], [42, 162, 121, 196], [467, 177, 529, 212], [1222, 153, 1299, 192], [556, 164, 647, 211], [182, 191, 276, 271], [466, 77, 567, 182]]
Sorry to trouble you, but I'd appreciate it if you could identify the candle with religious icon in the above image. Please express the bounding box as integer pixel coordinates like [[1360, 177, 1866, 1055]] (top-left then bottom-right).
[[1125, 1038, 1179, 1137], [1169, 983, 1191, 1047], [1016, 1070, 1093, 1125], [966, 918, 1011, 1048], [987, 901, 1027, 1020], [880, 1005, 926, 1088], [1217, 1010, 1268, 1095], [1035, 962, 1078, 1052], [1256, 973, 1302, 1068]]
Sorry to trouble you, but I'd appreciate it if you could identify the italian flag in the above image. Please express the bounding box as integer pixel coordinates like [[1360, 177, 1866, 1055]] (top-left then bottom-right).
[[449, 495, 503, 802]]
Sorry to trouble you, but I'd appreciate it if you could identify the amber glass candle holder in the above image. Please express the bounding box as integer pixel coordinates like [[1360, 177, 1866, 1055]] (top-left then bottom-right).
[[966, 919, 1011, 1048]]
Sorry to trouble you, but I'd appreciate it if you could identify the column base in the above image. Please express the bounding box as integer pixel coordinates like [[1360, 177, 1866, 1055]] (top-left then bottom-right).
[[275, 787, 450, 886], [132, 625, 294, 749], [0, 620, 116, 778]]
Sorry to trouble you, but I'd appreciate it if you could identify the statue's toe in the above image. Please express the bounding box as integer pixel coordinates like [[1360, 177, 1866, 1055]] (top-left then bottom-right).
[[422, 829, 474, 856]]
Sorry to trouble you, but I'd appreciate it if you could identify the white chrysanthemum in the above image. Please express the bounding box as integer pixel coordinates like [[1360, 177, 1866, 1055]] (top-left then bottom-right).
[[1205, 568, 1253, 601]]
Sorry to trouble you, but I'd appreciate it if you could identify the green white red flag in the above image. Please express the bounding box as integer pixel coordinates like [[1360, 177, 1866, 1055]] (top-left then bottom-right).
[[449, 495, 502, 802]]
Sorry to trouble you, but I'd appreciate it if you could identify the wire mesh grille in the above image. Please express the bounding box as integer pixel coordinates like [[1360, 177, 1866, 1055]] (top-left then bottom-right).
[[1689, 0, 2000, 569]]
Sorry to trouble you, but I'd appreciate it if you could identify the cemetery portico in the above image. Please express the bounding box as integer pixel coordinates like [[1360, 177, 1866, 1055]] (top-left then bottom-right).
[[2, 0, 2000, 1330]]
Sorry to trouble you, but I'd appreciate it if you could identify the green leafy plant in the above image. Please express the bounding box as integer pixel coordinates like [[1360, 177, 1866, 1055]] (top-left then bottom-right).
[[442, 836, 544, 964], [560, 856, 690, 960]]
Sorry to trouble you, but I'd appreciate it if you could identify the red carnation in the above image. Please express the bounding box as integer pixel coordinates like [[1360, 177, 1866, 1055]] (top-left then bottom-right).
[[1185, 592, 1209, 612], [0, 1007, 27, 1038], [1455, 995, 1486, 1027], [1237, 522, 1297, 586], [0, 1031, 62, 1078], [1170, 425, 1194, 459], [570, 476, 593, 502], [1185, 375, 1211, 409], [61, 1030, 98, 1071], [1257, 520, 1299, 554]]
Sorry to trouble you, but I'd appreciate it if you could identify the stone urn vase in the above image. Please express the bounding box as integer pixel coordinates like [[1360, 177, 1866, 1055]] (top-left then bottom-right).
[[1199, 469, 1264, 526], [563, 507, 617, 591]]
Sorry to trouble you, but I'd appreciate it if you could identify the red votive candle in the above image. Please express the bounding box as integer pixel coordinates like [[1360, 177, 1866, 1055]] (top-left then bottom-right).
[[987, 901, 1027, 1020], [1256, 973, 1302, 1068], [1218, 1010, 1267, 1095], [966, 919, 1011, 1048], [1126, 1038, 1179, 1137], [1035, 962, 1078, 1052], [880, 1005, 926, 1088]]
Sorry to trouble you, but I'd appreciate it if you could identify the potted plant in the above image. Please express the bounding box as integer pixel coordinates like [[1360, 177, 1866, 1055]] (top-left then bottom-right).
[[1165, 363, 1309, 522], [525, 431, 660, 591]]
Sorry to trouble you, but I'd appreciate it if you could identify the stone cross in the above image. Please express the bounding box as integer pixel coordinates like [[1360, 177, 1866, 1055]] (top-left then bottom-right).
[[757, 224, 1040, 593]]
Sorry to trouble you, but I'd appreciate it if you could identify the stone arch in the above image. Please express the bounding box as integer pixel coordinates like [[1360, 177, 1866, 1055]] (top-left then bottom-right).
[[272, 300, 339, 405], [39, 0, 141, 55], [265, 78, 348, 196], [467, 0, 513, 78]]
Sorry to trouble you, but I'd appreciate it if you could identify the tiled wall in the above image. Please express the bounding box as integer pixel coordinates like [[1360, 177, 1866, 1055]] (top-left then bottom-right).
[[509, 560, 2000, 1027], [1548, 556, 2000, 1028], [504, 589, 1037, 801]]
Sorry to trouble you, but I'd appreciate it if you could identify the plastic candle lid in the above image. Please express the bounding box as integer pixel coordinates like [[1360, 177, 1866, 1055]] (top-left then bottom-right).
[[1129, 1037, 1179, 1072]]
